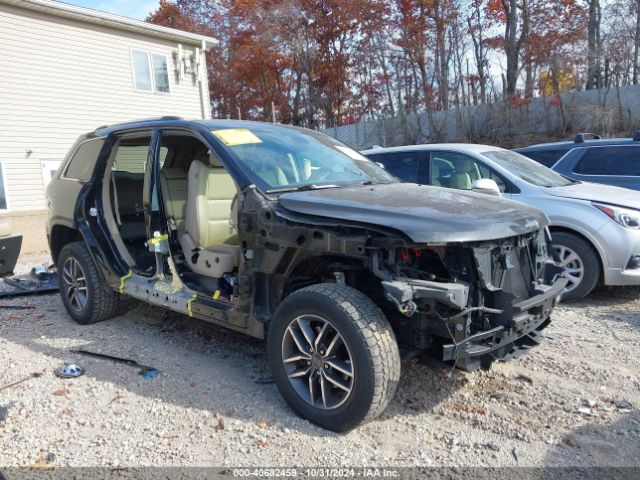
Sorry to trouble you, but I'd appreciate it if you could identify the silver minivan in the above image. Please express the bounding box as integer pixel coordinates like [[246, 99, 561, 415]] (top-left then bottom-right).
[[364, 144, 640, 301]]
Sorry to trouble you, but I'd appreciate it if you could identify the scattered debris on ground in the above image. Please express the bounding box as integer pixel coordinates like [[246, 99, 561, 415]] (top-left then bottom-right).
[[71, 349, 159, 379]]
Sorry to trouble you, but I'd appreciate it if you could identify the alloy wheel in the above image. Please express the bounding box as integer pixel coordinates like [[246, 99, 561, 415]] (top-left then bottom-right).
[[62, 257, 88, 313], [554, 244, 584, 293], [281, 314, 354, 410]]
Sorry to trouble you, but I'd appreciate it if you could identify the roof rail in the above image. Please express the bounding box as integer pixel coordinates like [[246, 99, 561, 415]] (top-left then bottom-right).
[[574, 132, 601, 143], [633, 130, 640, 141], [96, 116, 185, 131]]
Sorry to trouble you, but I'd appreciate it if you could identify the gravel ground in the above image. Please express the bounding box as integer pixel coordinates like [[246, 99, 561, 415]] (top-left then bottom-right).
[[0, 253, 639, 468]]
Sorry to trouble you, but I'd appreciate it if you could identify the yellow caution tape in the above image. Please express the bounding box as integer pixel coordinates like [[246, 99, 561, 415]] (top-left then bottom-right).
[[147, 234, 169, 245], [187, 294, 197, 317], [212, 290, 221, 300], [119, 270, 132, 294]]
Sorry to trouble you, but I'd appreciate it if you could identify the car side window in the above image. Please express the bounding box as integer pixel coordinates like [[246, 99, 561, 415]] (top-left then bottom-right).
[[368, 152, 424, 183], [428, 151, 507, 193], [520, 149, 566, 167], [575, 146, 640, 176], [64, 138, 105, 181]]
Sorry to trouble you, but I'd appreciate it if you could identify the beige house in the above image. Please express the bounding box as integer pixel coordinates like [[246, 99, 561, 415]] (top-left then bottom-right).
[[0, 0, 217, 252]]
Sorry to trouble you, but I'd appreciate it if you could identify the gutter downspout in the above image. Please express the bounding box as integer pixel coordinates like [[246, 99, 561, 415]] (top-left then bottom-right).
[[199, 39, 212, 120]]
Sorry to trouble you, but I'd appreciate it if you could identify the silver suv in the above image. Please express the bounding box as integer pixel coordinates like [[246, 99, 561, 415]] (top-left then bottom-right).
[[364, 144, 640, 301]]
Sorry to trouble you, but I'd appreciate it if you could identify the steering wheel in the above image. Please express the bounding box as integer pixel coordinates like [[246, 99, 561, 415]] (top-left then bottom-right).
[[308, 169, 333, 182]]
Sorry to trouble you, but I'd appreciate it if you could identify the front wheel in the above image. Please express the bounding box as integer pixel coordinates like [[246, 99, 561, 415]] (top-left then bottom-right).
[[552, 232, 600, 302], [267, 283, 401, 432]]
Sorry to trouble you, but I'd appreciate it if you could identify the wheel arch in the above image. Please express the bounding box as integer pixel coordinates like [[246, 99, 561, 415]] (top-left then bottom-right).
[[548, 225, 605, 283], [253, 253, 377, 324], [50, 223, 82, 264]]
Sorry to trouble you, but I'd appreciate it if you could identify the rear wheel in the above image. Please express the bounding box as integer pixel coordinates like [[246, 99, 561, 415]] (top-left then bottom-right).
[[58, 241, 129, 324], [552, 232, 600, 302], [268, 283, 401, 432]]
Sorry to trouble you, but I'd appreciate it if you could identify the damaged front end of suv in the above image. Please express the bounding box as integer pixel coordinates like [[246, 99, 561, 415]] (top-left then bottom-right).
[[377, 229, 565, 371], [272, 182, 567, 372]]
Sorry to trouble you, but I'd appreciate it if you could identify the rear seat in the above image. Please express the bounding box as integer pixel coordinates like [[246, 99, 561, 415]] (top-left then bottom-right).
[[111, 171, 145, 240]]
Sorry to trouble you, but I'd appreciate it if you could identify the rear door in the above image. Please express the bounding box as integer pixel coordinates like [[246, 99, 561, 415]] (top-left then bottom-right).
[[568, 145, 640, 191], [365, 150, 429, 184]]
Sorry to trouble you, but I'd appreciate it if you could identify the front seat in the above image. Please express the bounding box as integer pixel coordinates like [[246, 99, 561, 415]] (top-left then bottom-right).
[[448, 158, 473, 189], [431, 162, 442, 186], [448, 171, 472, 189], [180, 159, 240, 278]]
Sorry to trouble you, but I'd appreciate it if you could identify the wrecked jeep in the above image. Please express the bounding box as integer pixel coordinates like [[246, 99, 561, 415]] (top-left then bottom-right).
[[46, 118, 567, 431]]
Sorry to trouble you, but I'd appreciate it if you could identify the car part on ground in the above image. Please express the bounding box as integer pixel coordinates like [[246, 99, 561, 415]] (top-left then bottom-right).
[[0, 266, 58, 299], [364, 143, 640, 301], [47, 118, 566, 430], [71, 349, 159, 378], [0, 223, 22, 277], [54, 362, 86, 379]]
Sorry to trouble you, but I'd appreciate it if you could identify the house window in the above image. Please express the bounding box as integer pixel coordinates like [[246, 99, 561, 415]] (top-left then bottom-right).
[[0, 163, 7, 210], [131, 50, 171, 94], [152, 54, 170, 93]]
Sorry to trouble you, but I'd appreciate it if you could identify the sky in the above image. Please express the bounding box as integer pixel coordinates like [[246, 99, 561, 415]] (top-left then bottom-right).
[[62, 0, 159, 20]]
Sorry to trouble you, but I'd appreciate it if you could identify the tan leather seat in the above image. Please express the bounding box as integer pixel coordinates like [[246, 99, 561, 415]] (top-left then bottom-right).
[[449, 172, 472, 189], [160, 168, 188, 233], [180, 160, 240, 278], [431, 163, 442, 186]]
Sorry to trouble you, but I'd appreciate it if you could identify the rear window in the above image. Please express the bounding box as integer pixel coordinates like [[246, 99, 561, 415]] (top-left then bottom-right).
[[64, 138, 105, 181], [518, 149, 567, 167], [575, 146, 640, 176]]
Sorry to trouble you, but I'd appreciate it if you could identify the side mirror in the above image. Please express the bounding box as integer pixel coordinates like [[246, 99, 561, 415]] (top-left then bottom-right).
[[471, 178, 502, 198]]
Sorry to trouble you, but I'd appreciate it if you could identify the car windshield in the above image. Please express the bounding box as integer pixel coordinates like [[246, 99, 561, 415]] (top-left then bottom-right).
[[481, 150, 574, 187], [210, 125, 397, 192]]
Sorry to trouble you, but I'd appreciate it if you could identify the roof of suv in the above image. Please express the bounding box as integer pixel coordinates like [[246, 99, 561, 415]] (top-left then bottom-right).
[[361, 143, 505, 155], [515, 131, 640, 153], [93, 117, 312, 137]]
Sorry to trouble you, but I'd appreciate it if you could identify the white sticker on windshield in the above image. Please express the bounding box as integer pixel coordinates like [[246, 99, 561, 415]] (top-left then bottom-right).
[[335, 145, 368, 161]]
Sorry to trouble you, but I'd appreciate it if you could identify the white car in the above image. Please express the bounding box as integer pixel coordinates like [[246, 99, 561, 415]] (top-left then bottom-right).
[[363, 144, 640, 301]]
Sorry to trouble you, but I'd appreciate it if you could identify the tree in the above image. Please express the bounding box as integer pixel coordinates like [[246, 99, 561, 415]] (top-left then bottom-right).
[[585, 0, 602, 89]]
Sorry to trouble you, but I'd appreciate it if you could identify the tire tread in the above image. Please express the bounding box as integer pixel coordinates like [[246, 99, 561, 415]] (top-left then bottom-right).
[[59, 241, 132, 324], [284, 283, 401, 424]]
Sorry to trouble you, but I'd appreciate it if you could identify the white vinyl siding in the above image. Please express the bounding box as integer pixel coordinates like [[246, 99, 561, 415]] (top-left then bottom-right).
[[0, 2, 208, 212]]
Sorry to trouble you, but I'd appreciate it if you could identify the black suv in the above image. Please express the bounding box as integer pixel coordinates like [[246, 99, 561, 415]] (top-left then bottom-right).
[[515, 131, 640, 191], [47, 118, 566, 431]]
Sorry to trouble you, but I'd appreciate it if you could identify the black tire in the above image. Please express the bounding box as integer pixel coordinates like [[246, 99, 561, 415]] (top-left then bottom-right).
[[552, 232, 600, 302], [57, 241, 128, 324], [267, 283, 401, 432]]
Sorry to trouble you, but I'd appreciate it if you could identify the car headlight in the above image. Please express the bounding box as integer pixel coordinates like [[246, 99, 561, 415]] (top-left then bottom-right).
[[593, 202, 640, 229]]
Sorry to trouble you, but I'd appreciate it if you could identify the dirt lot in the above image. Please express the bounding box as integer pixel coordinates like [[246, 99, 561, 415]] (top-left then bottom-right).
[[0, 254, 639, 468]]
